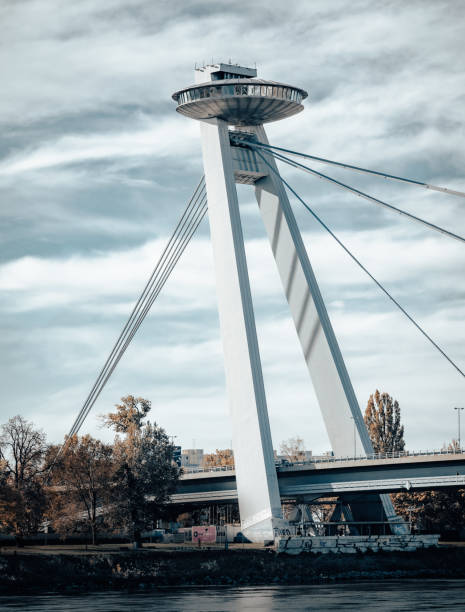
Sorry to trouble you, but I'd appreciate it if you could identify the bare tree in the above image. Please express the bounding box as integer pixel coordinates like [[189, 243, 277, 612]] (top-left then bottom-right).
[[0, 416, 46, 487], [280, 436, 306, 461], [0, 416, 47, 539], [0, 458, 14, 528]]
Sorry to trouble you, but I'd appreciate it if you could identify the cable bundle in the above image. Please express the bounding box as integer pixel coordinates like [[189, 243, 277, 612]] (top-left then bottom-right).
[[250, 144, 464, 379], [47, 177, 207, 475]]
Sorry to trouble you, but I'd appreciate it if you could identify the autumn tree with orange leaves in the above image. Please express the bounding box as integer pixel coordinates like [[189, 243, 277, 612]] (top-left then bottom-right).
[[203, 449, 234, 468], [364, 390, 405, 454], [103, 396, 180, 548], [46, 434, 113, 545]]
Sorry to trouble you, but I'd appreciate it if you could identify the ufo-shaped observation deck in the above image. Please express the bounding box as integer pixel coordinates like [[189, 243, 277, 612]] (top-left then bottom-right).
[[172, 78, 308, 126]]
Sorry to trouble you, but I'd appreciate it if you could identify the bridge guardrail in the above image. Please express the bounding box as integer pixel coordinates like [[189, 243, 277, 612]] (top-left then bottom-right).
[[184, 465, 235, 474], [183, 448, 465, 475]]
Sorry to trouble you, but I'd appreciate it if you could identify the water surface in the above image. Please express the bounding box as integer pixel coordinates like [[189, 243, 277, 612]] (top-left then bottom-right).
[[1, 580, 464, 610]]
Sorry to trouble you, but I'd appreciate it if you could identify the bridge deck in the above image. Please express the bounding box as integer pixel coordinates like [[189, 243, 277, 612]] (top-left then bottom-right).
[[173, 453, 465, 504]]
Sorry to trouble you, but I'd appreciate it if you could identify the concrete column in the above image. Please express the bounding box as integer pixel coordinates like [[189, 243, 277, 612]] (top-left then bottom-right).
[[199, 118, 284, 541], [251, 125, 404, 532]]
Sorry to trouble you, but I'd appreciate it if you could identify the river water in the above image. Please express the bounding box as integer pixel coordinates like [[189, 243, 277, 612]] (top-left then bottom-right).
[[1, 580, 464, 610]]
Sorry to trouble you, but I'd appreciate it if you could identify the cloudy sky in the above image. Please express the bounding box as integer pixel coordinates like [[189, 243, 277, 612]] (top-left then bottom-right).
[[1, 0, 464, 454]]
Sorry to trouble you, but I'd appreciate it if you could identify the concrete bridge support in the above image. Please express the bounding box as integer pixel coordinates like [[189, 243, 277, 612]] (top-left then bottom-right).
[[199, 118, 285, 542], [250, 125, 404, 532], [190, 63, 404, 540]]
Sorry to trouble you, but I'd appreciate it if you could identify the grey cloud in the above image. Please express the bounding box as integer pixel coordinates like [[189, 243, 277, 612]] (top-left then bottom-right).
[[1, 0, 464, 453]]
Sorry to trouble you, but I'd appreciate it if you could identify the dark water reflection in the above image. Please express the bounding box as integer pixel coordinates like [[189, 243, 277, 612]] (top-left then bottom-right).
[[1, 580, 465, 611]]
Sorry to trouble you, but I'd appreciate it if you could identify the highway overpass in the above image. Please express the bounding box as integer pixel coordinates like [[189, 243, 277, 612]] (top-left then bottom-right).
[[172, 452, 465, 505]]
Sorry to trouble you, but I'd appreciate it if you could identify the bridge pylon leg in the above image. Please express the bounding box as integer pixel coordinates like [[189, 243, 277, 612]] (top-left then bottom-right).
[[199, 118, 286, 542], [249, 124, 406, 533]]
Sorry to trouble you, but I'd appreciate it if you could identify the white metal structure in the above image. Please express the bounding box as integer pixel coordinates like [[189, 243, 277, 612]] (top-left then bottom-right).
[[172, 63, 402, 540]]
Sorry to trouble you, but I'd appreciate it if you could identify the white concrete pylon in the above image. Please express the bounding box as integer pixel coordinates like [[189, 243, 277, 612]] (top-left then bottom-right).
[[175, 62, 405, 538], [252, 124, 367, 457], [248, 124, 403, 532], [199, 118, 285, 542]]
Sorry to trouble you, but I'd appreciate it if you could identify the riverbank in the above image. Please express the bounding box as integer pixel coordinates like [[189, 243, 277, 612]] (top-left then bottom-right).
[[2, 545, 465, 593]]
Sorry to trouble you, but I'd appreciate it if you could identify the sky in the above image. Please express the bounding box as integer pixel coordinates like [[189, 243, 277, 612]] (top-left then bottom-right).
[[1, 0, 464, 454]]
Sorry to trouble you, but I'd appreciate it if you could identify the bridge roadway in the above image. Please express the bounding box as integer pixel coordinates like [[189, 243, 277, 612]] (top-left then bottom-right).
[[172, 452, 465, 505]]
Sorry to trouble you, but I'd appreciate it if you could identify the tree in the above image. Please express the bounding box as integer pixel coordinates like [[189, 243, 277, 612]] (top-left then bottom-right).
[[0, 416, 47, 539], [0, 416, 46, 487], [0, 458, 8, 494], [393, 440, 465, 536], [0, 458, 15, 531], [104, 396, 180, 547], [203, 449, 234, 468], [364, 390, 405, 454], [280, 436, 306, 462], [101, 395, 151, 433], [393, 488, 465, 536], [46, 435, 113, 545]]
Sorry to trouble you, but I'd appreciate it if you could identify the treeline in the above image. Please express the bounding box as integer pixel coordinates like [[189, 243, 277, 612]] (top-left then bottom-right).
[[0, 396, 180, 546], [1, 390, 464, 544]]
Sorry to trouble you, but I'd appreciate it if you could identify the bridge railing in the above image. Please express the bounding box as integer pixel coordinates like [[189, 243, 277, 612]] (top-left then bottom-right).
[[183, 465, 235, 474], [182, 447, 465, 475], [283, 447, 465, 466]]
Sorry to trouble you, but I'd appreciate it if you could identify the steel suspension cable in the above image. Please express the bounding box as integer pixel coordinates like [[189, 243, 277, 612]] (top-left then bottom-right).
[[49, 193, 208, 478], [251, 140, 465, 199], [67, 179, 207, 439], [68, 194, 208, 437], [251, 145, 465, 244], [68, 190, 208, 437], [46, 182, 208, 478], [73, 195, 209, 429], [254, 148, 465, 380]]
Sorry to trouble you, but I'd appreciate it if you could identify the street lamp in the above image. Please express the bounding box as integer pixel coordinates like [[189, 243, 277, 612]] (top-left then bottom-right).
[[454, 407, 464, 450]]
